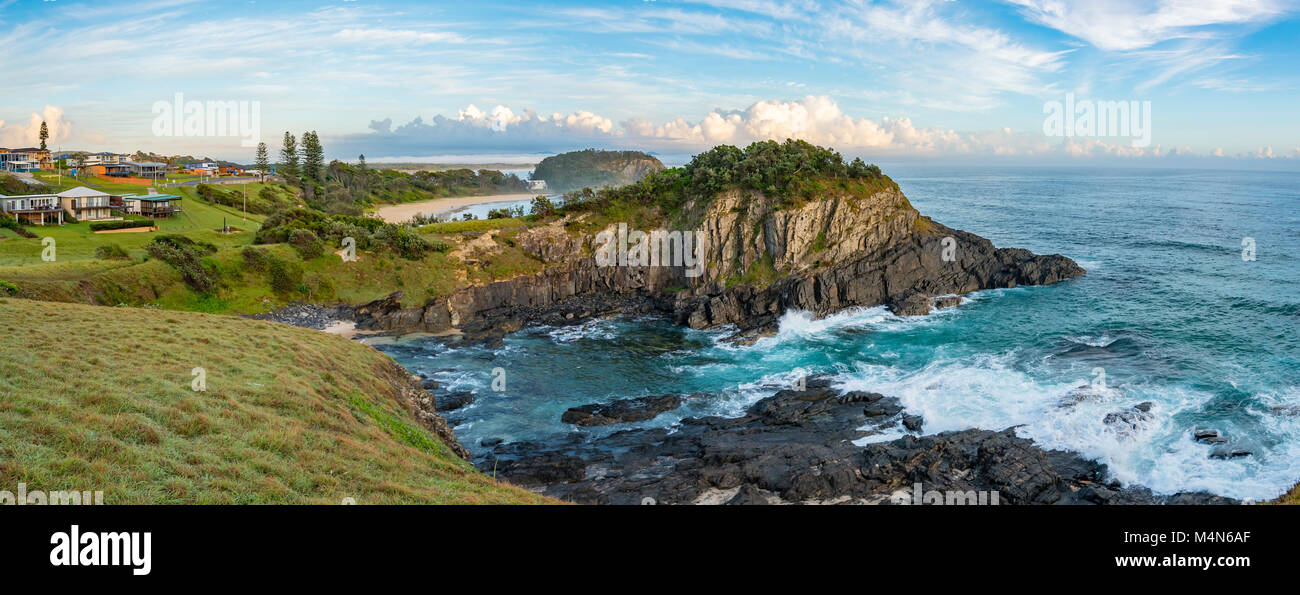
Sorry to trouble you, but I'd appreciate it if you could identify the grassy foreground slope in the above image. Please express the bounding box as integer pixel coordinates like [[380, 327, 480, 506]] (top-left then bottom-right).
[[0, 298, 548, 504]]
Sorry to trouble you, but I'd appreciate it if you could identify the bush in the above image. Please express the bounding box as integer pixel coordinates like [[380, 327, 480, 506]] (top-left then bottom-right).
[[145, 235, 219, 293], [90, 219, 154, 232], [289, 229, 325, 260], [529, 195, 556, 217], [241, 246, 271, 271], [0, 280, 18, 295], [267, 257, 302, 295], [94, 244, 131, 260]]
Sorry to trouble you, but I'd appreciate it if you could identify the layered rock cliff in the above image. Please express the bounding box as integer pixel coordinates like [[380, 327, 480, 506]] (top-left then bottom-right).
[[351, 178, 1083, 338]]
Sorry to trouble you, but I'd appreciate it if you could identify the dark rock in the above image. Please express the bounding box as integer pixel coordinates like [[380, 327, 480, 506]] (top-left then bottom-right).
[[1209, 446, 1252, 460], [864, 400, 903, 418], [902, 414, 924, 431], [561, 394, 685, 426], [480, 437, 503, 447], [1103, 402, 1155, 436], [421, 378, 439, 390], [436, 391, 475, 412], [933, 296, 962, 309], [478, 377, 1229, 505], [888, 291, 932, 316], [1193, 429, 1225, 443]]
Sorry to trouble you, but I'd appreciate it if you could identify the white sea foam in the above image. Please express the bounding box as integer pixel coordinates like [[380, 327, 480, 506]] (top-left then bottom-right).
[[833, 352, 1300, 500]]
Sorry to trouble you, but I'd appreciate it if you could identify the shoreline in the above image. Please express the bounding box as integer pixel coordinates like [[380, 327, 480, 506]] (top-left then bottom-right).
[[248, 300, 1244, 504], [370, 193, 539, 223]]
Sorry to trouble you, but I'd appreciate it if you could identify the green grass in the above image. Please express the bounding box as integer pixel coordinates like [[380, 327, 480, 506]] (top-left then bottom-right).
[[0, 297, 551, 504]]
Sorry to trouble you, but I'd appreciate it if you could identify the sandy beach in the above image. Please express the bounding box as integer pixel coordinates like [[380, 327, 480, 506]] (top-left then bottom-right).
[[370, 193, 538, 223]]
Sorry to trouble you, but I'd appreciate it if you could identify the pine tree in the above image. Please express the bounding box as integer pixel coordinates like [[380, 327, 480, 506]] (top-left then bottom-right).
[[255, 142, 269, 177], [301, 131, 324, 184], [39, 121, 48, 150], [279, 132, 299, 182]]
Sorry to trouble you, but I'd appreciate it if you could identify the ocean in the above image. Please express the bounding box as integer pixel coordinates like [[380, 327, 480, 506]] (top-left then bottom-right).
[[372, 166, 1300, 501]]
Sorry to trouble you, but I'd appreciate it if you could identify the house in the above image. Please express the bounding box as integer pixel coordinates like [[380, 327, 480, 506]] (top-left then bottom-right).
[[0, 148, 42, 172], [125, 161, 166, 180], [0, 193, 64, 225], [120, 191, 182, 218], [84, 163, 132, 177], [7, 148, 51, 170], [58, 187, 114, 221]]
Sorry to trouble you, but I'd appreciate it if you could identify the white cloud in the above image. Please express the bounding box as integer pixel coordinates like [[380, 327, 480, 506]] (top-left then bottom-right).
[[1007, 0, 1294, 51], [0, 105, 70, 147]]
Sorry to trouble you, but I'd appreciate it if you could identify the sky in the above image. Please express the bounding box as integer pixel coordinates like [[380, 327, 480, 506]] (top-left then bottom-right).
[[1, 0, 1298, 168]]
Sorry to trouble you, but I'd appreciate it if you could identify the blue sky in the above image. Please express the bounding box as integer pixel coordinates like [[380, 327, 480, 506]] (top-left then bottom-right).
[[1, 0, 1298, 167]]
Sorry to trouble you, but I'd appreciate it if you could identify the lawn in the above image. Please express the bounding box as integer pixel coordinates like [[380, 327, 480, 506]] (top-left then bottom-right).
[[0, 297, 550, 504], [0, 187, 263, 267]]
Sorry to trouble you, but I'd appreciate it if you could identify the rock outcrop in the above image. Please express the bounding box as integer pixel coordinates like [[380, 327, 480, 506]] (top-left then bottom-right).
[[561, 394, 686, 426], [350, 183, 1084, 338], [479, 377, 1233, 505]]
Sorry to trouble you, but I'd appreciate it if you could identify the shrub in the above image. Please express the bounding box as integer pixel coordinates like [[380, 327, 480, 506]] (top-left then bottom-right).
[[241, 246, 271, 271], [289, 229, 325, 260], [94, 244, 131, 260], [529, 195, 556, 217], [145, 235, 219, 293], [0, 280, 18, 295], [90, 219, 154, 232], [267, 257, 303, 295]]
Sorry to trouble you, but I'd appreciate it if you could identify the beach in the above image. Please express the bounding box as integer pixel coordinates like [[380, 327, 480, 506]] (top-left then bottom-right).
[[370, 193, 539, 223]]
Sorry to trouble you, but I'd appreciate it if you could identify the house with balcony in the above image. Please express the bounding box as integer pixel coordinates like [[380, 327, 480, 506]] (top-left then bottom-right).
[[125, 161, 167, 180], [58, 186, 114, 221], [0, 193, 64, 225], [0, 149, 41, 172], [120, 191, 182, 218]]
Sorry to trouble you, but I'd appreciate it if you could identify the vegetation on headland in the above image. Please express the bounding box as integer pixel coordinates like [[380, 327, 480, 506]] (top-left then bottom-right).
[[559, 139, 895, 228], [532, 148, 664, 193], [0, 298, 549, 504], [0, 140, 896, 315]]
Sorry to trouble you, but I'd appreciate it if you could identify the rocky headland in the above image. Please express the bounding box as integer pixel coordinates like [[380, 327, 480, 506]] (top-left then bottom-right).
[[255, 141, 1236, 504]]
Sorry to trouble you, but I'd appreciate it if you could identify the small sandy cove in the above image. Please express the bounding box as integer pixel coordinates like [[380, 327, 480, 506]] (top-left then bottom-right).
[[370, 193, 536, 223]]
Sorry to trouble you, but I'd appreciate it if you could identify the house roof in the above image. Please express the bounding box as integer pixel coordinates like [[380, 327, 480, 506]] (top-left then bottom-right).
[[57, 186, 110, 198], [124, 193, 181, 202]]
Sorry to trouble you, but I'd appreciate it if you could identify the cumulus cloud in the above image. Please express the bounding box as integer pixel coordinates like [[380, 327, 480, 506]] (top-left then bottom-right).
[[0, 105, 70, 147], [338, 96, 1298, 163]]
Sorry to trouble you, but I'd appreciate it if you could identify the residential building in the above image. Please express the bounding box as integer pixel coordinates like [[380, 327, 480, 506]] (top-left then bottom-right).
[[0, 148, 41, 172], [0, 193, 64, 225], [126, 161, 166, 180], [58, 186, 114, 221], [120, 191, 182, 218]]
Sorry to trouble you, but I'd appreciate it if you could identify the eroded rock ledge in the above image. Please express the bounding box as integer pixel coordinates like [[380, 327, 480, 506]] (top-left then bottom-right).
[[473, 377, 1233, 505]]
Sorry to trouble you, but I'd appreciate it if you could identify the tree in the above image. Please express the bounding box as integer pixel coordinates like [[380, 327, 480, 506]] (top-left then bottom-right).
[[39, 121, 48, 150], [358, 154, 366, 171], [279, 132, 299, 182], [255, 142, 269, 177], [301, 131, 324, 184]]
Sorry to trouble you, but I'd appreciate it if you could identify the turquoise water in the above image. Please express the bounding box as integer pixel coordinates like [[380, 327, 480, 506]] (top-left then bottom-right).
[[373, 166, 1300, 500]]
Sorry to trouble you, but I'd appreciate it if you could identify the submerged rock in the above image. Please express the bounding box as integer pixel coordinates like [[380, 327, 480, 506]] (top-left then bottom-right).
[[561, 394, 686, 426]]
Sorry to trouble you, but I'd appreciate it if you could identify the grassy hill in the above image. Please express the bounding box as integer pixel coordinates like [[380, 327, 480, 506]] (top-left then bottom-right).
[[0, 297, 549, 504]]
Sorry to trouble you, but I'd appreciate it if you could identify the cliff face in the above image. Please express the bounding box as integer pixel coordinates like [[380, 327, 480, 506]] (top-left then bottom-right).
[[351, 183, 1084, 337]]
